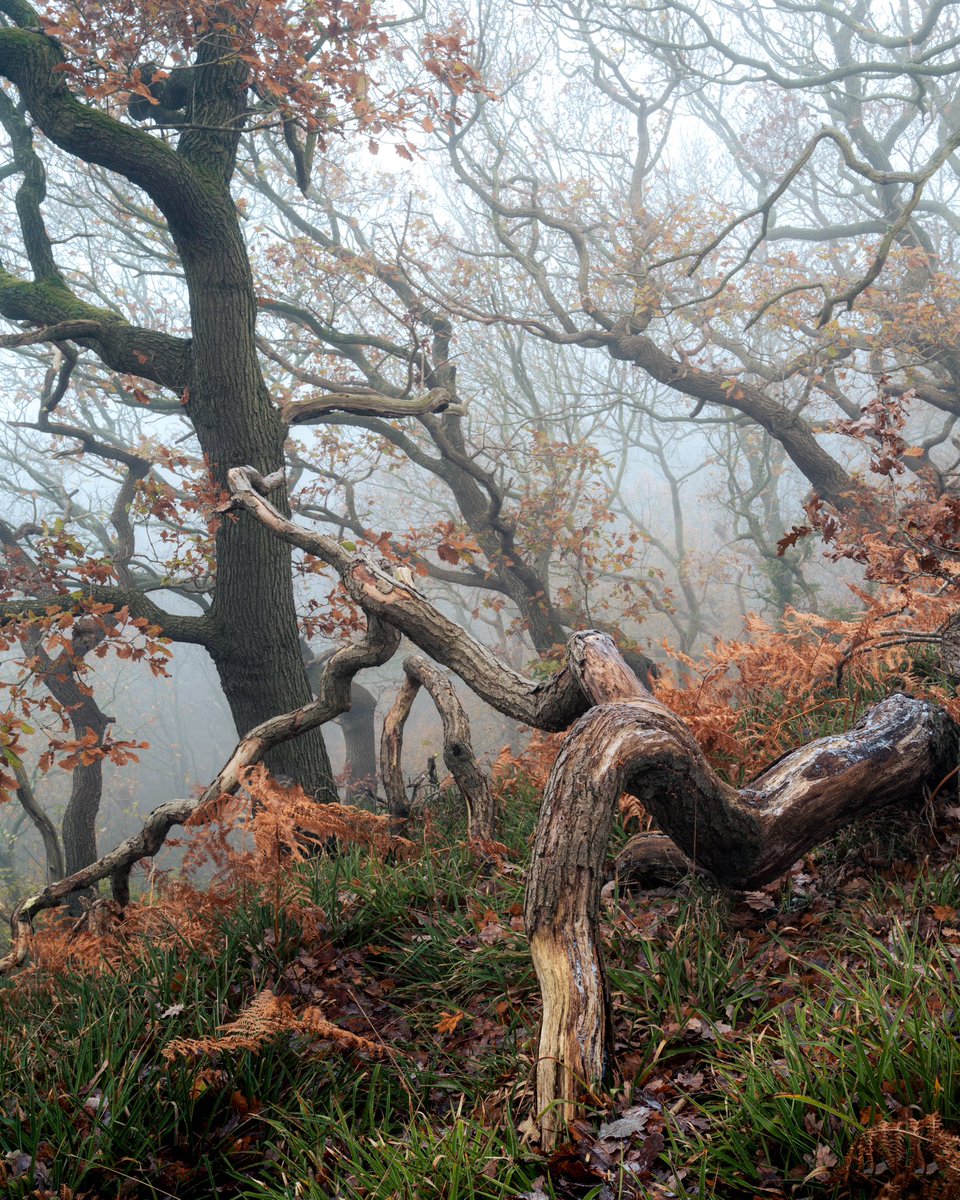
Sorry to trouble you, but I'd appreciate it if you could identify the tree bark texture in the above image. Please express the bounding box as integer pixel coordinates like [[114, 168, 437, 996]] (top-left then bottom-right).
[[524, 642, 958, 1146], [381, 673, 419, 821], [12, 466, 956, 1153], [175, 175, 335, 795], [0, 15, 336, 796], [221, 482, 960, 1144]]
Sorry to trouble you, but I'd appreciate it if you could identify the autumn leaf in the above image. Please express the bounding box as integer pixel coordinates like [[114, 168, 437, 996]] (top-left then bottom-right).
[[777, 525, 811, 557], [436, 1011, 466, 1036]]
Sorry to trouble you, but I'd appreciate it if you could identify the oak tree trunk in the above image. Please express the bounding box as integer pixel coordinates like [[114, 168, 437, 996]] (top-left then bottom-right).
[[0, 20, 338, 799], [155, 47, 335, 797]]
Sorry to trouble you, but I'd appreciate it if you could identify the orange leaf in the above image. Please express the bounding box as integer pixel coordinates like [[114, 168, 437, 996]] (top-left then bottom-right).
[[436, 1011, 466, 1036]]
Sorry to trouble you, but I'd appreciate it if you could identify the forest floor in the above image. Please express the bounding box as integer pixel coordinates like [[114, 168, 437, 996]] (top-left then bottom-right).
[[3, 778, 960, 1199]]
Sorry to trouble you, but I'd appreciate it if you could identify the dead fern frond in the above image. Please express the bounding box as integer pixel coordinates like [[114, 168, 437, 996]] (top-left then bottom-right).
[[242, 765, 415, 866], [844, 1113, 960, 1199], [297, 1005, 388, 1057], [163, 990, 387, 1062], [491, 731, 565, 795], [651, 591, 960, 785]]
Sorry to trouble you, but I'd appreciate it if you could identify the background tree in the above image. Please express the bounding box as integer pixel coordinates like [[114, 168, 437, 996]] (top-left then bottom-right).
[[406, 0, 960, 540]]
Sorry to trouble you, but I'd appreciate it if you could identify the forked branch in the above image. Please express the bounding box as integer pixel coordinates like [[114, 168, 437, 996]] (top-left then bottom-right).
[[381, 654, 496, 842]]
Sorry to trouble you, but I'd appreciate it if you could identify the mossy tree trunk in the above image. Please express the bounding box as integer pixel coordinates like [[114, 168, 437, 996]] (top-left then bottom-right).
[[0, 10, 334, 794]]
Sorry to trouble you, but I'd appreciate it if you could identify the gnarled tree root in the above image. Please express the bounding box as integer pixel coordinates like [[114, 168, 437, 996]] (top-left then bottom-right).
[[525, 647, 958, 1146]]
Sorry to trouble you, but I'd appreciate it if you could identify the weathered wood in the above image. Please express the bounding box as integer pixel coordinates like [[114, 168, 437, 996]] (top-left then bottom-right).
[[227, 468, 960, 1147], [614, 833, 697, 887], [405, 655, 497, 842], [381, 674, 420, 821], [526, 659, 958, 1145], [281, 386, 463, 426], [228, 467, 591, 730], [381, 656, 496, 842]]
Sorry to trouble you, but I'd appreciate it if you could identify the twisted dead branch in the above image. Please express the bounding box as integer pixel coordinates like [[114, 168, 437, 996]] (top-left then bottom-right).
[[381, 653, 497, 842]]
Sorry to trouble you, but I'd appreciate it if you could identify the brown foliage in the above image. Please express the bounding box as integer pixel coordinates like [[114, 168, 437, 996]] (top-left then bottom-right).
[[183, 764, 414, 881], [491, 731, 565, 796], [163, 989, 387, 1062], [844, 1113, 960, 1199], [9, 767, 414, 989], [650, 599, 960, 788]]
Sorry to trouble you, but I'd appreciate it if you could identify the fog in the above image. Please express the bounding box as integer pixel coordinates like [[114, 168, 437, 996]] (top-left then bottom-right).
[[1, 0, 957, 899]]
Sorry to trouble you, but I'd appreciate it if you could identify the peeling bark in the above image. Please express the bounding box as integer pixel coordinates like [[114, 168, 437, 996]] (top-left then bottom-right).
[[381, 673, 419, 822]]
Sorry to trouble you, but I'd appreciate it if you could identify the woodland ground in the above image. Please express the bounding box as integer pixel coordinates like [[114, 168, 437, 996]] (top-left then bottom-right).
[[3, 682, 960, 1200]]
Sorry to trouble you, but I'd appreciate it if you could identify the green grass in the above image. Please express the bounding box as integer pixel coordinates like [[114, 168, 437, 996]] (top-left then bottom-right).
[[3, 768, 960, 1198], [0, 796, 550, 1199], [698, 917, 960, 1194]]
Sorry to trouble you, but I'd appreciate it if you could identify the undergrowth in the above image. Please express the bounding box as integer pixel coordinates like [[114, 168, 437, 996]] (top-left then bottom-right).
[[3, 651, 960, 1198]]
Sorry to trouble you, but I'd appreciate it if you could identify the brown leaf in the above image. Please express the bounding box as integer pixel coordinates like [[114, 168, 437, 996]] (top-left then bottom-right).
[[436, 1011, 466, 1036]]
